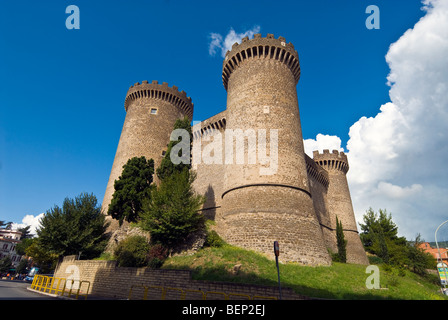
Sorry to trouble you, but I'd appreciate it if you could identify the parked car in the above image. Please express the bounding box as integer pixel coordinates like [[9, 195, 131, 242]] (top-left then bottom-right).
[[24, 267, 39, 282]]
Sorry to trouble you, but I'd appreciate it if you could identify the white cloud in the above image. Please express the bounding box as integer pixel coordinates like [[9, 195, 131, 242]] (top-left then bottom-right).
[[12, 213, 45, 237], [208, 33, 223, 56], [345, 0, 448, 240], [208, 26, 261, 58], [306, 0, 448, 241], [375, 182, 423, 200], [303, 134, 343, 157]]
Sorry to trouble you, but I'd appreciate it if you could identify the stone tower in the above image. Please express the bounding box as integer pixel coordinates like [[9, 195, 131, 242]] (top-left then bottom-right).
[[219, 34, 331, 265], [101, 80, 193, 230], [313, 150, 369, 264]]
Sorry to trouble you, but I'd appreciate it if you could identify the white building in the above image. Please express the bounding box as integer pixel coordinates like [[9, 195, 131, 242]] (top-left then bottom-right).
[[0, 229, 23, 268]]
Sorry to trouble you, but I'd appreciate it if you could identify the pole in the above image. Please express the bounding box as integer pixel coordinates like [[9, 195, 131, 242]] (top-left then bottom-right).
[[435, 220, 448, 264], [274, 241, 282, 300]]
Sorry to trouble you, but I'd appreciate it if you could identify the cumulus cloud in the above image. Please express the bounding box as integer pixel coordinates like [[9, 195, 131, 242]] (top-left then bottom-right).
[[12, 213, 45, 237], [303, 134, 343, 157], [307, 0, 448, 240], [209, 26, 261, 58], [346, 0, 448, 240]]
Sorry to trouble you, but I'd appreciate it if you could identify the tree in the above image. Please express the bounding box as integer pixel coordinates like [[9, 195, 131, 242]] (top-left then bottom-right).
[[140, 118, 205, 250], [25, 242, 58, 273], [359, 208, 435, 275], [15, 258, 29, 275], [359, 208, 406, 256], [37, 192, 109, 259], [108, 156, 155, 226], [18, 225, 33, 239], [406, 234, 437, 275], [156, 116, 192, 181], [15, 238, 34, 256], [140, 168, 205, 250], [0, 256, 12, 273], [335, 216, 347, 263], [0, 221, 12, 230], [376, 227, 390, 264]]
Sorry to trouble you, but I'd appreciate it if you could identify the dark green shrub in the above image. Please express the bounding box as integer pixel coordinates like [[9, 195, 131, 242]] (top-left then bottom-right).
[[368, 255, 384, 265], [114, 235, 150, 267], [204, 230, 225, 248], [140, 169, 205, 249]]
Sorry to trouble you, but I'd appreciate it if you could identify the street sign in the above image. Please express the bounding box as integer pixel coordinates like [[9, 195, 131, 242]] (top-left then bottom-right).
[[273, 241, 282, 300], [274, 241, 280, 257], [437, 262, 448, 285]]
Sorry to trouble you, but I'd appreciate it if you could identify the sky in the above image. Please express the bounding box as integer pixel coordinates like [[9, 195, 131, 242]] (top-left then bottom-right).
[[0, 0, 447, 243]]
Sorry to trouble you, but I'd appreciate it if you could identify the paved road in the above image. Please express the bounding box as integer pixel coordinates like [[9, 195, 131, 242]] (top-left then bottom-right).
[[0, 280, 58, 300]]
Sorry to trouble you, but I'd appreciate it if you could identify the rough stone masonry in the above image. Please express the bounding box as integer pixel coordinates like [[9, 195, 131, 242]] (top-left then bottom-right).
[[102, 33, 369, 266]]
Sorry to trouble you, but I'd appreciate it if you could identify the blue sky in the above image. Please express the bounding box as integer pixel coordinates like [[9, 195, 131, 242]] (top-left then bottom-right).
[[1, 0, 447, 242]]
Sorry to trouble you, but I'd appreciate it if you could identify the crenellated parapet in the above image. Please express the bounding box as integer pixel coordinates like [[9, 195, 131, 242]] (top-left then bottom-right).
[[305, 154, 329, 189], [222, 33, 301, 90], [313, 149, 349, 174], [124, 80, 193, 119], [192, 111, 227, 141]]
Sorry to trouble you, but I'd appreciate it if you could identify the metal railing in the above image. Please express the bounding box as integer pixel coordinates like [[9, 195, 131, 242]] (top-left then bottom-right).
[[128, 284, 277, 300], [30, 274, 90, 300]]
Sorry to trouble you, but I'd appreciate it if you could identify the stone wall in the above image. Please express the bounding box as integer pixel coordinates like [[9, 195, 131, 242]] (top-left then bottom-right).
[[54, 256, 305, 300], [100, 33, 368, 267], [313, 150, 369, 265], [219, 34, 331, 266], [101, 81, 192, 232], [192, 110, 227, 222]]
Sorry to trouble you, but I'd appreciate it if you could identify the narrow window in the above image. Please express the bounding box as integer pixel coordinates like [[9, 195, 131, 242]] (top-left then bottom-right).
[[150, 108, 158, 115]]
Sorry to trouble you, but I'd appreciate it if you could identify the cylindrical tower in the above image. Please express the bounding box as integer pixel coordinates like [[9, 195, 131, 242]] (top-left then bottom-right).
[[102, 80, 193, 231], [313, 150, 369, 265], [220, 33, 331, 265]]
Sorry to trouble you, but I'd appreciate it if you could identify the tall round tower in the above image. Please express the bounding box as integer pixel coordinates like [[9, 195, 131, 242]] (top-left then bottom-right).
[[102, 80, 193, 231], [313, 150, 369, 265], [220, 34, 331, 265]]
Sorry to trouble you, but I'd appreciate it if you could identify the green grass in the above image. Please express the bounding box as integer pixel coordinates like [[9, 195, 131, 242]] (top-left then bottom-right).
[[162, 244, 447, 300]]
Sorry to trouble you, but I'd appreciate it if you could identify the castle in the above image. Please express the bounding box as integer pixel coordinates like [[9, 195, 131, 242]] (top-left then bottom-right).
[[102, 33, 369, 266]]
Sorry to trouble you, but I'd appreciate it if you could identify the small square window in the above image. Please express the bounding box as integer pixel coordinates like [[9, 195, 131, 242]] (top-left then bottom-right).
[[150, 108, 158, 115]]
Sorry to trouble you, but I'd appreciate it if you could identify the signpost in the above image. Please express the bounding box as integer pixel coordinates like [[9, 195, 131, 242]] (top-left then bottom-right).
[[435, 220, 448, 295], [274, 241, 282, 300], [437, 262, 448, 286]]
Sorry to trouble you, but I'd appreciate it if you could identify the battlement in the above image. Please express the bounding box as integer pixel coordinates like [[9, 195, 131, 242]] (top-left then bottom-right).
[[192, 110, 227, 141], [312, 149, 349, 174], [222, 33, 301, 90], [124, 80, 193, 119], [305, 153, 329, 189]]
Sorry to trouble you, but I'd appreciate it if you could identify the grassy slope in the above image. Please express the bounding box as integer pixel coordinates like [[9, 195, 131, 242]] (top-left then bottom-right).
[[162, 245, 447, 300]]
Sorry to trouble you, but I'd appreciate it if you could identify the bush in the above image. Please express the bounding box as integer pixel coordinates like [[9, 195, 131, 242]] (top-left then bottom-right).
[[367, 255, 384, 265], [147, 244, 168, 269], [140, 169, 205, 249], [114, 235, 150, 267], [204, 230, 225, 248]]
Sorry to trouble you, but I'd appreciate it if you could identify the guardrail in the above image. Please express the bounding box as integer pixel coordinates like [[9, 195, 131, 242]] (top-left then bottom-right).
[[30, 274, 91, 300], [128, 284, 277, 300]]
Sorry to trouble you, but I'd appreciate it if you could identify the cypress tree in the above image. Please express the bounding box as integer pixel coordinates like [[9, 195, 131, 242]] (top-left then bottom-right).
[[336, 216, 347, 263]]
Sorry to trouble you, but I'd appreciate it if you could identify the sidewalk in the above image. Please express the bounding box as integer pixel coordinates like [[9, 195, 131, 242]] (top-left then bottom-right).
[[26, 286, 121, 300]]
